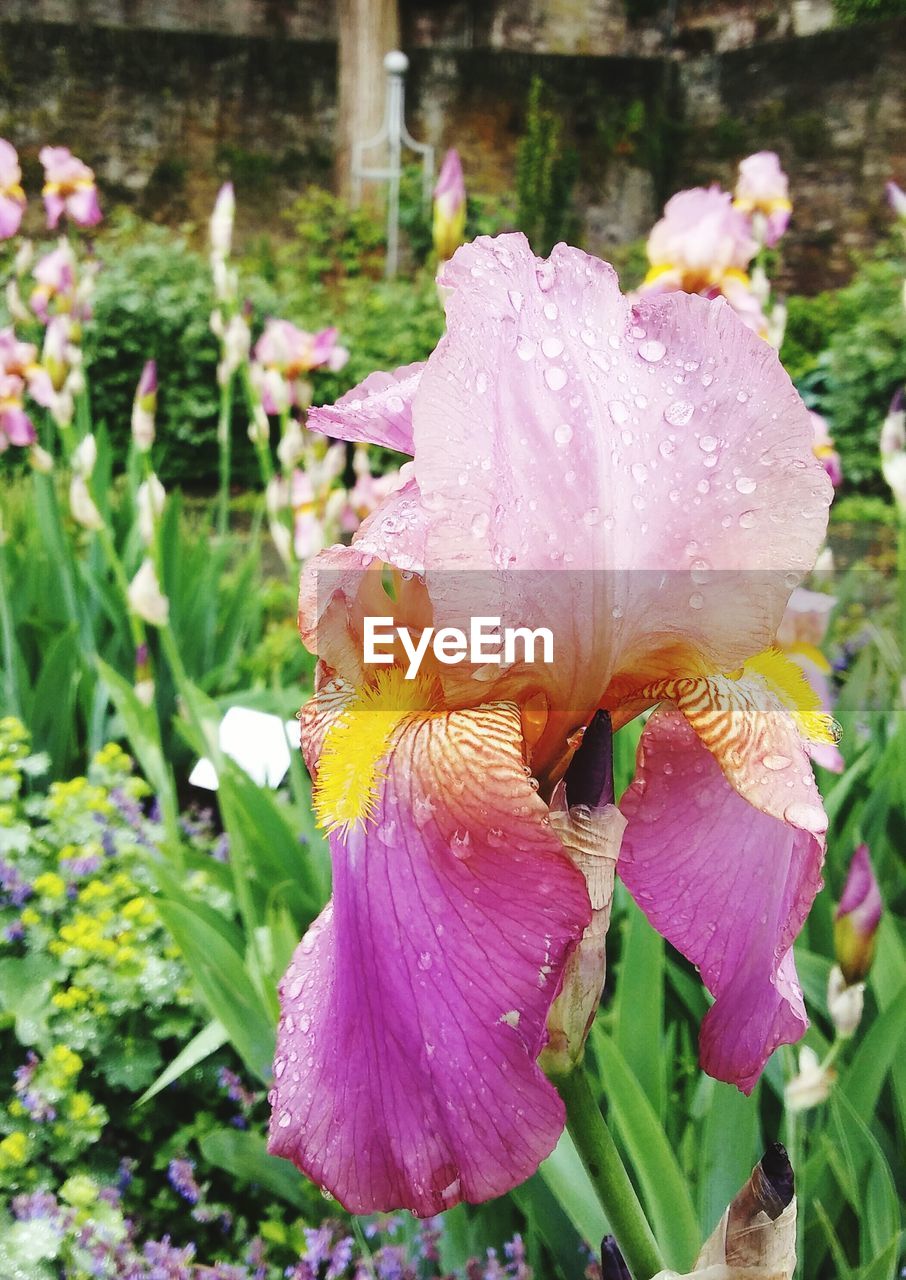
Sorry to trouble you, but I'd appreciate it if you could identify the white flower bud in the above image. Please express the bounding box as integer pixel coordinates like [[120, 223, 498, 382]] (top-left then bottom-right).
[[136, 474, 166, 546], [69, 474, 104, 530], [127, 558, 169, 627], [277, 417, 307, 471], [784, 1045, 834, 1112], [72, 433, 97, 478], [827, 964, 864, 1039], [28, 444, 54, 474]]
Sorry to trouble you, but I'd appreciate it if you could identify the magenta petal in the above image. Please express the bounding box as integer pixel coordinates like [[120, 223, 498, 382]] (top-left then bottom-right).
[[0, 194, 24, 240], [269, 704, 591, 1214], [43, 193, 64, 230], [619, 705, 824, 1092], [308, 361, 423, 455], [67, 185, 102, 228], [1, 406, 36, 446]]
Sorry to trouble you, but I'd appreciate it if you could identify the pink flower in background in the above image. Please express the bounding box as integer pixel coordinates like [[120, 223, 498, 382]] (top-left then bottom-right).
[[39, 146, 102, 230], [886, 180, 906, 220], [0, 139, 27, 240], [30, 241, 80, 323], [0, 327, 38, 381], [734, 151, 792, 247], [269, 234, 833, 1214], [0, 371, 36, 450], [834, 845, 882, 984], [252, 320, 349, 414], [433, 148, 467, 261], [639, 186, 765, 333], [339, 445, 404, 534], [809, 410, 842, 487]]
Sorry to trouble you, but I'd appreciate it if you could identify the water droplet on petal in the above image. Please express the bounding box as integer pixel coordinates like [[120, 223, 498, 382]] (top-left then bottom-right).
[[763, 754, 792, 771], [609, 400, 628, 424], [545, 366, 568, 391], [665, 400, 694, 426], [631, 462, 648, 484], [516, 336, 536, 361], [784, 801, 828, 834], [508, 290, 524, 312], [738, 509, 757, 528], [471, 512, 490, 537], [417, 951, 433, 971], [699, 435, 718, 453], [639, 339, 666, 363], [689, 591, 705, 609], [554, 422, 573, 446], [735, 476, 757, 495], [542, 336, 564, 358]]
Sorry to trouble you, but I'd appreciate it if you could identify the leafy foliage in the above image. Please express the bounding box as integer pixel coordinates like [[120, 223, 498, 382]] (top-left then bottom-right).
[[832, 0, 906, 23], [515, 78, 579, 257]]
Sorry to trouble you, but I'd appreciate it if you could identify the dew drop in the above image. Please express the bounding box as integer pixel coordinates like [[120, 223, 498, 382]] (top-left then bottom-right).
[[554, 422, 573, 446], [699, 435, 718, 453], [545, 366, 568, 391], [417, 951, 433, 971], [516, 336, 536, 361], [659, 439, 676, 459], [508, 290, 524, 312], [470, 512, 490, 538], [544, 301, 559, 320], [581, 328, 596, 346], [542, 335, 564, 358], [763, 754, 792, 771], [689, 591, 705, 609], [665, 400, 694, 426], [609, 400, 629, 424], [784, 801, 828, 834], [631, 461, 648, 484], [738, 509, 757, 528], [278, 1110, 292, 1128], [735, 476, 757, 495], [639, 339, 666, 363]]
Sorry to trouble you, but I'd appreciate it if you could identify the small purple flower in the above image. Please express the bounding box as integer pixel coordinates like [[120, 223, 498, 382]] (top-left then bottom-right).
[[143, 1236, 196, 1280], [0, 857, 32, 907], [168, 1158, 201, 1205], [328, 1236, 354, 1279], [60, 851, 103, 877], [12, 1189, 60, 1220], [212, 833, 230, 863], [5, 919, 26, 942]]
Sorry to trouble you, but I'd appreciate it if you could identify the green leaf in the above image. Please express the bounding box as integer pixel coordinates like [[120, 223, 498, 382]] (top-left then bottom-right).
[[199, 1128, 310, 1209], [136, 1020, 229, 1106], [155, 899, 275, 1082], [591, 1030, 701, 1271], [539, 1130, 610, 1248], [612, 899, 665, 1121], [695, 1077, 761, 1235], [839, 982, 906, 1122]]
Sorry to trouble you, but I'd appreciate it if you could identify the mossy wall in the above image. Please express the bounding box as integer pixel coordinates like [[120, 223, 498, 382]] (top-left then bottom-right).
[[1, 15, 903, 289]]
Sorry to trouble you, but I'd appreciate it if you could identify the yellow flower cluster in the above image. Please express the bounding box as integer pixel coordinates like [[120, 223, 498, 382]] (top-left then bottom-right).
[[45, 776, 113, 819], [0, 1131, 29, 1168], [33, 871, 66, 899]]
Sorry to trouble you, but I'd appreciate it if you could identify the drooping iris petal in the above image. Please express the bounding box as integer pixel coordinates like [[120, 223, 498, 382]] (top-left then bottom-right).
[[619, 705, 824, 1091], [269, 701, 591, 1214], [308, 361, 423, 454]]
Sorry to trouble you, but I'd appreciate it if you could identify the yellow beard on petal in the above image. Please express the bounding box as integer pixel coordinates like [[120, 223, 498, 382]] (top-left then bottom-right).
[[740, 648, 840, 746], [313, 668, 441, 836]]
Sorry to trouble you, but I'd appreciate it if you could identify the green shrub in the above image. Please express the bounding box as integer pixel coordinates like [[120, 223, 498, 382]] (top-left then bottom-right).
[[807, 248, 906, 490], [515, 77, 579, 256], [832, 0, 906, 22], [780, 291, 845, 384]]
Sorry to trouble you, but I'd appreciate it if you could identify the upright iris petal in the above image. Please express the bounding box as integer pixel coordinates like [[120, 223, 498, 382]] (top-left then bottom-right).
[[274, 234, 833, 1212], [38, 146, 101, 230], [0, 138, 27, 240]]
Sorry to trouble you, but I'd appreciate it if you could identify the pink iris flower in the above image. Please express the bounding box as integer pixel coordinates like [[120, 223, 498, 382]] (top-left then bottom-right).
[[30, 241, 79, 324], [252, 320, 349, 415], [809, 410, 842, 487], [0, 371, 36, 451], [734, 152, 792, 247], [834, 844, 882, 984], [269, 234, 833, 1215], [639, 187, 766, 334], [433, 148, 467, 262], [0, 139, 27, 240], [886, 180, 906, 220], [39, 146, 102, 230]]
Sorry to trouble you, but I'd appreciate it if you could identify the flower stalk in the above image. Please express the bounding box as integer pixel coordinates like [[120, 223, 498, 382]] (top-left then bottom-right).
[[553, 1067, 664, 1280]]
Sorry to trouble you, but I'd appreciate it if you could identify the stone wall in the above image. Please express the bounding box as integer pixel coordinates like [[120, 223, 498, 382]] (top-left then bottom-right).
[[0, 14, 903, 290]]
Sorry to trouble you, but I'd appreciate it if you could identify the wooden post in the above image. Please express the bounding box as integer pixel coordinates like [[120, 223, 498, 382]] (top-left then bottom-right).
[[336, 0, 401, 198]]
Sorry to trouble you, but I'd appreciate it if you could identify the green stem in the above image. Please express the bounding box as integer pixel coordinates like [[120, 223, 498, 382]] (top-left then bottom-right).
[[0, 538, 22, 718], [897, 515, 906, 710], [216, 373, 234, 538], [554, 1068, 664, 1280]]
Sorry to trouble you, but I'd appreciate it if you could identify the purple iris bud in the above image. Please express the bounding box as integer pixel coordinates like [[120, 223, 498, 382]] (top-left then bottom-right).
[[565, 710, 614, 810]]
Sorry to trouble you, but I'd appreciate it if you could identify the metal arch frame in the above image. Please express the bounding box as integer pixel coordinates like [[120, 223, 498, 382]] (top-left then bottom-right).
[[351, 51, 435, 278]]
